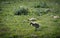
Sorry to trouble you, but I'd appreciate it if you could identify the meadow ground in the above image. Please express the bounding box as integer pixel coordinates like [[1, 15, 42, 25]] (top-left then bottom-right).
[[0, 0, 60, 38]]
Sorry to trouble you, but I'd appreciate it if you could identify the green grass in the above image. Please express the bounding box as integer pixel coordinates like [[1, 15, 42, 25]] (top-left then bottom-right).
[[0, 0, 60, 38]]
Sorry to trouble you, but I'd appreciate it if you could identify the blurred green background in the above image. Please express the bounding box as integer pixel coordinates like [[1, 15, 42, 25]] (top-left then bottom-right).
[[0, 0, 60, 38]]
